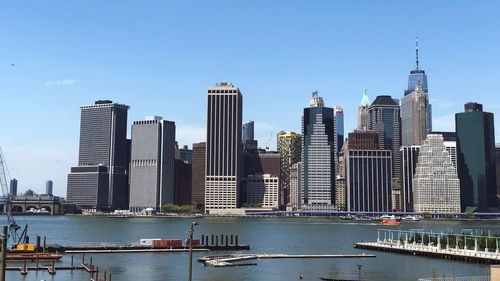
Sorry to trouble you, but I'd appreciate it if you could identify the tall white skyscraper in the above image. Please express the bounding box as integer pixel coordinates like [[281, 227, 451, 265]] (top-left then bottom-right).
[[205, 82, 243, 213], [301, 92, 335, 209], [412, 134, 460, 213], [129, 116, 175, 212]]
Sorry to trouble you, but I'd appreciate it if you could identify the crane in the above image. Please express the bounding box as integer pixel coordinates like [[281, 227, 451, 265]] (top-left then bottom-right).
[[0, 146, 32, 251]]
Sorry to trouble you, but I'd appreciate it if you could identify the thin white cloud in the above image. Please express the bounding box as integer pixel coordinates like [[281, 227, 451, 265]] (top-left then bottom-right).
[[45, 79, 79, 86]]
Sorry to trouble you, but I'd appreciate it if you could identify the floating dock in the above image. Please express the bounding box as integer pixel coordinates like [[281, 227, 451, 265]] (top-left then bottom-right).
[[48, 233, 250, 253], [198, 253, 376, 267]]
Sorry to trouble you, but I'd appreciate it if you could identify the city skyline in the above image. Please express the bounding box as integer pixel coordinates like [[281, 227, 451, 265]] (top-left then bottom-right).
[[1, 1, 500, 196]]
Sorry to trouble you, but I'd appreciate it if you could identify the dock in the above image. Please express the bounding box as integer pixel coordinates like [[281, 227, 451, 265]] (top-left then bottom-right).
[[354, 229, 500, 264], [198, 253, 376, 267]]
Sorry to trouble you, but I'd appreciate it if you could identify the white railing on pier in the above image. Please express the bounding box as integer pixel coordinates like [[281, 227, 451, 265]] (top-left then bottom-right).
[[418, 276, 490, 281]]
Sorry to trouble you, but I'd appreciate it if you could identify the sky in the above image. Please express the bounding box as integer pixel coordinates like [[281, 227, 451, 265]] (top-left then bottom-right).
[[1, 1, 500, 196]]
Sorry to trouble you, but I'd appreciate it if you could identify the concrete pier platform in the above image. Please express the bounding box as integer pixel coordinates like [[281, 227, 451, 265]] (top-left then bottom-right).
[[355, 241, 500, 264]]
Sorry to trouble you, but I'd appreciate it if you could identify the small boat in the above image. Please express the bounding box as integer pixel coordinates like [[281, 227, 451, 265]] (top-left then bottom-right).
[[401, 215, 422, 222], [380, 215, 400, 225]]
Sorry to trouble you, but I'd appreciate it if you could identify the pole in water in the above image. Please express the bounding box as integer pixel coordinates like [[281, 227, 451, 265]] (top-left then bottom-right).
[[188, 221, 198, 281], [357, 264, 362, 281], [0, 225, 7, 281]]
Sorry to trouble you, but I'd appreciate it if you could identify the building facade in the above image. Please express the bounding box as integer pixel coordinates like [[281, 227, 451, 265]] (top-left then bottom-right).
[[347, 150, 392, 212], [400, 145, 420, 212], [9, 178, 17, 197], [357, 89, 370, 130], [191, 142, 206, 209], [289, 162, 302, 210], [401, 82, 431, 146], [242, 121, 254, 142], [46, 180, 53, 196], [368, 95, 401, 195], [205, 82, 243, 212], [244, 174, 279, 209], [174, 159, 192, 206], [456, 102, 497, 212], [277, 131, 301, 205], [412, 134, 461, 213], [128, 117, 175, 212], [347, 130, 379, 150], [67, 100, 130, 211], [335, 106, 344, 154], [301, 92, 335, 207]]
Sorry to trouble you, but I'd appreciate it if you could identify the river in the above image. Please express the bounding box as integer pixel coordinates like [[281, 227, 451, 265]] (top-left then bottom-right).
[[3, 215, 498, 281]]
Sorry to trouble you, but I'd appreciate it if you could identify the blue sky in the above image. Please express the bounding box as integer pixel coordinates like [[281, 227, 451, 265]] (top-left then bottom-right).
[[1, 1, 499, 196]]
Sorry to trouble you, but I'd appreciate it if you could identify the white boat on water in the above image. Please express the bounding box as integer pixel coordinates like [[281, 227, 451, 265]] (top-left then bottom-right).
[[401, 215, 423, 222]]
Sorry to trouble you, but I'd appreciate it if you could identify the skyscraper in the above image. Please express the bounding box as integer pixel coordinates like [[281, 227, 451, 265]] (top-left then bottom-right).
[[67, 100, 130, 211], [335, 106, 344, 154], [412, 134, 460, 213], [401, 82, 431, 146], [242, 121, 254, 142], [301, 92, 335, 209], [289, 162, 302, 211], [403, 38, 432, 144], [277, 131, 301, 205], [128, 116, 175, 212], [357, 89, 370, 130], [400, 145, 420, 212], [205, 82, 243, 213], [456, 102, 497, 212], [347, 149, 392, 212], [46, 180, 53, 196], [404, 38, 428, 96], [9, 178, 17, 197], [368, 95, 401, 184]]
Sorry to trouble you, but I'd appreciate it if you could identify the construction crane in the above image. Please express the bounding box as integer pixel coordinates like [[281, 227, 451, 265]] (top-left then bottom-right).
[[0, 146, 33, 252]]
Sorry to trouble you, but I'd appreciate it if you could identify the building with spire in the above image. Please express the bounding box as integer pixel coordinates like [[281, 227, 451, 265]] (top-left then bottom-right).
[[335, 106, 344, 154], [357, 89, 370, 130], [412, 134, 461, 213], [405, 38, 428, 96], [402, 38, 432, 146], [301, 91, 335, 209]]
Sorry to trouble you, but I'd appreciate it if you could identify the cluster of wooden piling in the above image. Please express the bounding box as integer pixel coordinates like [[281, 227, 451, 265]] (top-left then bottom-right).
[[6, 253, 112, 280], [200, 234, 244, 249]]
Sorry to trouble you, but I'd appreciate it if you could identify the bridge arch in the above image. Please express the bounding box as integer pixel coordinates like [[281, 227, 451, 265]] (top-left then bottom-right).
[[11, 206, 23, 213]]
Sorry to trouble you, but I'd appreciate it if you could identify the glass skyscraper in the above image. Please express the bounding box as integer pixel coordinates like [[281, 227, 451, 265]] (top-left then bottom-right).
[[368, 95, 401, 183], [455, 102, 497, 212], [402, 39, 432, 144]]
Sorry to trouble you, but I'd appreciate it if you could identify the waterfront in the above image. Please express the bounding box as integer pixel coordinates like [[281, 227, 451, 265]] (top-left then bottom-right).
[[3, 216, 498, 280]]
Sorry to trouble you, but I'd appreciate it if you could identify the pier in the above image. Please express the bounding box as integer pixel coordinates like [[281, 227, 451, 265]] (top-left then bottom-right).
[[198, 253, 376, 267], [354, 229, 500, 264]]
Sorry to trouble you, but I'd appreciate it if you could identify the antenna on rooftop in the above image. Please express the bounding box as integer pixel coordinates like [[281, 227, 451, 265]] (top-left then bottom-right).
[[415, 37, 419, 71]]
